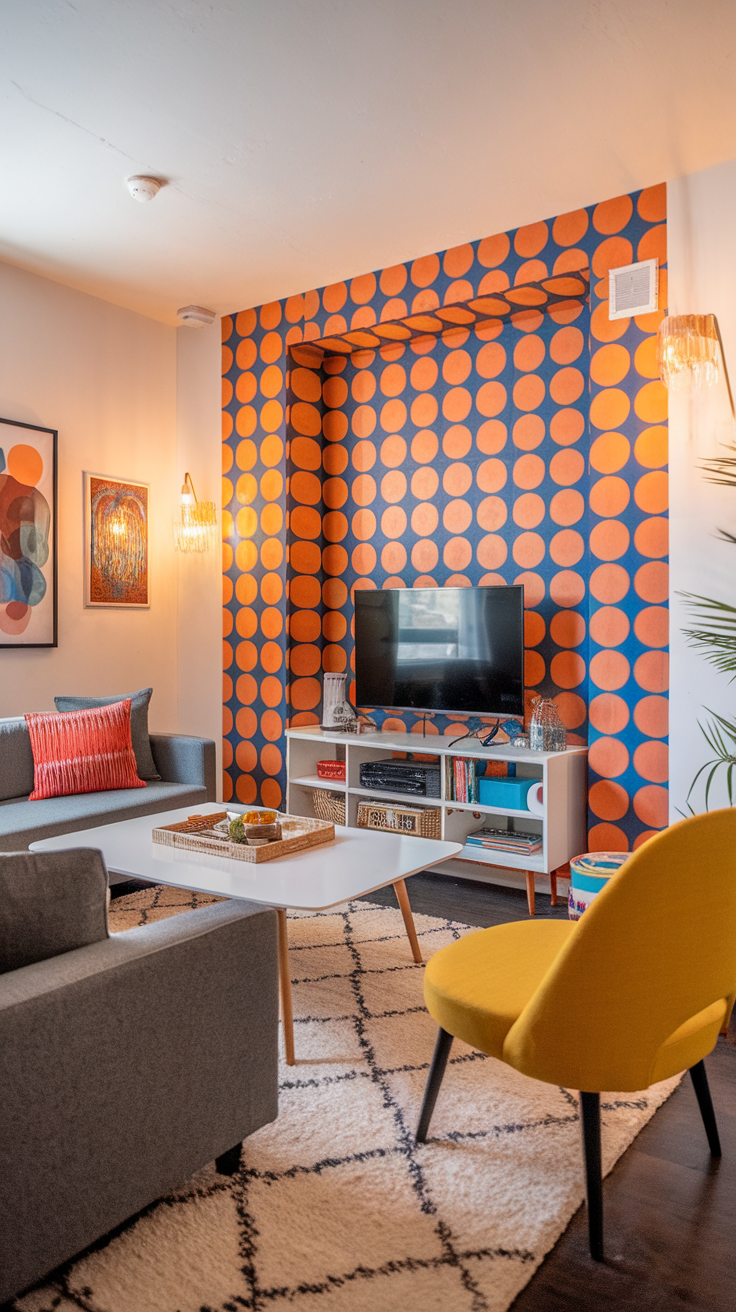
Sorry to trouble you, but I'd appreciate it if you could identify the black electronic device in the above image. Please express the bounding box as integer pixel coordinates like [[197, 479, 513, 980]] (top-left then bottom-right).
[[359, 760, 441, 797], [354, 585, 524, 720]]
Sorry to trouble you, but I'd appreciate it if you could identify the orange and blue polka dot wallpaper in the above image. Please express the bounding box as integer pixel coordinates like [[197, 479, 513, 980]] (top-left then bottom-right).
[[221, 182, 668, 852]]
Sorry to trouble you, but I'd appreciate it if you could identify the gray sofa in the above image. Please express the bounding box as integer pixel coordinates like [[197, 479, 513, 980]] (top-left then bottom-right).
[[0, 716, 216, 870], [0, 849, 279, 1303]]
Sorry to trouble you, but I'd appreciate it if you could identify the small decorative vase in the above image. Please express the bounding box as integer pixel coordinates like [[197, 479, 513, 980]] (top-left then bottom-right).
[[322, 673, 356, 730], [529, 697, 567, 752]]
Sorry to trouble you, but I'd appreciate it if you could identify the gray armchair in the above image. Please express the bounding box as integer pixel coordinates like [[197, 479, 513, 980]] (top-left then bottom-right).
[[0, 850, 279, 1303]]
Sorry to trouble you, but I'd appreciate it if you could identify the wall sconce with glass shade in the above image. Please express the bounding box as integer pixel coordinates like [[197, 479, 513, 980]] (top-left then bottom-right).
[[657, 313, 735, 418], [174, 473, 218, 553]]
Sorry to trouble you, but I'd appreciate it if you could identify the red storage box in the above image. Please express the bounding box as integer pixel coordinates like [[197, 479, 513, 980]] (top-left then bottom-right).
[[317, 760, 346, 781]]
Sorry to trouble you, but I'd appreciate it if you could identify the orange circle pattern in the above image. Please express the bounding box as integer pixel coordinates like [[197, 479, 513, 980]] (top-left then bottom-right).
[[222, 186, 668, 847]]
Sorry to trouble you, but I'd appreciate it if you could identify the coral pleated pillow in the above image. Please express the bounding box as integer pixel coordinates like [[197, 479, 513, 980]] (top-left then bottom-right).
[[25, 699, 146, 800]]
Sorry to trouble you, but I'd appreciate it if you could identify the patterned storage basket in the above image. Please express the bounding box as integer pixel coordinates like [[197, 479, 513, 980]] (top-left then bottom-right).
[[356, 799, 441, 840], [312, 789, 346, 825], [568, 850, 629, 920], [317, 760, 346, 781]]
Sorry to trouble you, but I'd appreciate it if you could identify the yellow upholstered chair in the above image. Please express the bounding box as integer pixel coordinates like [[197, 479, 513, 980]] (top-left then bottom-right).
[[417, 809, 736, 1260]]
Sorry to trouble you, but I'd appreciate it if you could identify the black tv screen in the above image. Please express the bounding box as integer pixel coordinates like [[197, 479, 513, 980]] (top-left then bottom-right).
[[354, 585, 525, 720]]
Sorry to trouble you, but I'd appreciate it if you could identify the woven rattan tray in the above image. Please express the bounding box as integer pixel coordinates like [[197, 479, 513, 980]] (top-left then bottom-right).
[[152, 811, 334, 863]]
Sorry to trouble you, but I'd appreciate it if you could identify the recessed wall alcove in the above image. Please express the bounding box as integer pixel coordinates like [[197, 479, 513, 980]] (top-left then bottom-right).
[[284, 267, 592, 727]]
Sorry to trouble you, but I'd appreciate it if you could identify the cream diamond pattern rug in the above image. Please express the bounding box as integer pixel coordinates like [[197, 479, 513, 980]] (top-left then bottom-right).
[[13, 887, 680, 1312]]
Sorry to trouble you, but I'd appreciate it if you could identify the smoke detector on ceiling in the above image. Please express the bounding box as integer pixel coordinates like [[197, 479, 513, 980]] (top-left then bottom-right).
[[177, 305, 216, 328], [609, 258, 659, 320], [127, 176, 163, 202]]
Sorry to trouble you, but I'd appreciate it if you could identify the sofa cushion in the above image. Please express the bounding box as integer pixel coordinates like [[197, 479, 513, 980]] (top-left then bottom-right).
[[0, 781, 208, 862], [54, 689, 160, 781], [0, 719, 35, 802], [0, 849, 109, 974], [26, 702, 145, 800]]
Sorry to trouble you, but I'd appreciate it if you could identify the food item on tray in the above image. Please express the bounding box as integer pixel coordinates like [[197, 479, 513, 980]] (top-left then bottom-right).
[[228, 814, 281, 844], [245, 821, 281, 842], [229, 816, 247, 843], [243, 809, 277, 825]]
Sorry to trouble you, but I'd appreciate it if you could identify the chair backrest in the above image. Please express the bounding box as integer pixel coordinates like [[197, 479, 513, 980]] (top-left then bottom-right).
[[503, 809, 736, 1091]]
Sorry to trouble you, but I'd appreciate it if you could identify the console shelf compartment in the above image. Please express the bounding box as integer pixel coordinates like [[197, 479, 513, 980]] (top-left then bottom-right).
[[446, 799, 538, 819], [349, 786, 442, 807], [291, 775, 347, 792], [458, 845, 546, 872]]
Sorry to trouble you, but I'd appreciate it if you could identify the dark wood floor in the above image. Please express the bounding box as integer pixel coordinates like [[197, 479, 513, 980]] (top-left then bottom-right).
[[364, 873, 736, 1312]]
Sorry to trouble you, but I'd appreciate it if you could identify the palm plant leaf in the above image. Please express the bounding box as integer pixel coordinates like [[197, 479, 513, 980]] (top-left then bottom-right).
[[687, 708, 736, 808], [679, 592, 736, 678], [700, 447, 736, 487]]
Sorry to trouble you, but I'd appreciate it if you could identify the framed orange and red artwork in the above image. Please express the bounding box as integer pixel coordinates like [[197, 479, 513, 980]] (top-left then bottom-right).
[[84, 472, 150, 609], [0, 416, 58, 648]]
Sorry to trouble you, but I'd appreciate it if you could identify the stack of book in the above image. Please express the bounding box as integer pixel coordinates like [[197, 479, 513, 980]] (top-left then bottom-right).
[[445, 756, 513, 803], [465, 826, 542, 855], [446, 756, 479, 803]]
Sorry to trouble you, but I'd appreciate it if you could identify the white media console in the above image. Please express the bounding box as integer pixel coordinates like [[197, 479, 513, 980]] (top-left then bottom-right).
[[285, 725, 588, 914]]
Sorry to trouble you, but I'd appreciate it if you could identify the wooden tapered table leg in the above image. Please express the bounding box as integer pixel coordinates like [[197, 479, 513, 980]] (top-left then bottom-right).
[[276, 908, 295, 1066], [550, 871, 558, 906], [525, 871, 536, 917], [393, 878, 422, 963]]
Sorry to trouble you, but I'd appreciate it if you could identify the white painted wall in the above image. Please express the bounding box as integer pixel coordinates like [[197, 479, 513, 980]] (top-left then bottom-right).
[[668, 162, 736, 817], [0, 259, 179, 730], [175, 321, 223, 790]]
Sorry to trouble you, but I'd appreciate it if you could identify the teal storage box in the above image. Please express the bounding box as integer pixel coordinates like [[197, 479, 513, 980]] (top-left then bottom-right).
[[478, 777, 531, 810]]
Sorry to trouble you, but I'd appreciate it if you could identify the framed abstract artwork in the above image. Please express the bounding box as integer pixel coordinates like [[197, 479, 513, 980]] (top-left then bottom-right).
[[0, 416, 58, 648], [84, 473, 150, 608]]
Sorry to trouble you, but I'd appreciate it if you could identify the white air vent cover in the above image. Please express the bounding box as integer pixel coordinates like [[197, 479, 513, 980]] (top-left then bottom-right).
[[608, 258, 658, 320]]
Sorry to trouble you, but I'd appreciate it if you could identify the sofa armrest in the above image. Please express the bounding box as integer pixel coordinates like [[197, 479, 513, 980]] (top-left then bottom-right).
[[149, 733, 216, 798], [0, 899, 278, 1302]]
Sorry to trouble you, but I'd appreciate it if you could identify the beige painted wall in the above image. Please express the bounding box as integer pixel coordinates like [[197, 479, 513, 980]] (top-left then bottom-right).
[[668, 162, 736, 818], [0, 259, 179, 730], [175, 321, 223, 789]]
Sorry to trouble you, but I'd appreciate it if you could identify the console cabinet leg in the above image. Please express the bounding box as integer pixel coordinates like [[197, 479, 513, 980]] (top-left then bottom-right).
[[526, 871, 535, 916], [550, 871, 558, 906]]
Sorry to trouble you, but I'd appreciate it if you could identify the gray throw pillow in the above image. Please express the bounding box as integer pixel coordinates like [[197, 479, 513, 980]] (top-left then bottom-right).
[[53, 688, 160, 781], [0, 849, 109, 975]]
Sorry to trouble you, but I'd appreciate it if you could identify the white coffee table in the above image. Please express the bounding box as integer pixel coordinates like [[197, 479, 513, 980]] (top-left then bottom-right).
[[32, 803, 462, 1065]]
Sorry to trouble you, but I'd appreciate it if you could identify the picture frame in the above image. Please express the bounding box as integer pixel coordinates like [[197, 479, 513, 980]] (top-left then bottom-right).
[[0, 416, 58, 648], [84, 472, 150, 609]]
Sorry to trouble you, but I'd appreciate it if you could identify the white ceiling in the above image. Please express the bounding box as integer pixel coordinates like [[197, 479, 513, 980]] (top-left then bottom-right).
[[2, 0, 736, 326]]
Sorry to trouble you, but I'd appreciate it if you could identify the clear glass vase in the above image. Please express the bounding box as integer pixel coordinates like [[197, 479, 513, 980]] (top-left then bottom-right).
[[529, 697, 567, 752]]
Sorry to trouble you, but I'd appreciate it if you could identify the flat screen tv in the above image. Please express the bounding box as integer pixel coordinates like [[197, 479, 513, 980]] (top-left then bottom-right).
[[354, 585, 525, 720]]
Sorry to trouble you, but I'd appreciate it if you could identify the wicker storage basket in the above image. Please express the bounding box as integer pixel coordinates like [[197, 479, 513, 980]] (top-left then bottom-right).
[[356, 799, 441, 839], [312, 789, 346, 825]]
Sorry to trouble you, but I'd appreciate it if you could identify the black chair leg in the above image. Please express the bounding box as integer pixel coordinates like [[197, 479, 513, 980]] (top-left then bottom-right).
[[579, 1091, 604, 1262], [416, 1027, 454, 1143], [215, 1143, 242, 1176], [689, 1060, 722, 1157]]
